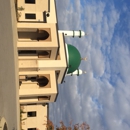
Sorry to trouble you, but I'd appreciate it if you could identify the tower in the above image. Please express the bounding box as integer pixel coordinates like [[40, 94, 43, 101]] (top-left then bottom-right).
[[58, 30, 86, 38]]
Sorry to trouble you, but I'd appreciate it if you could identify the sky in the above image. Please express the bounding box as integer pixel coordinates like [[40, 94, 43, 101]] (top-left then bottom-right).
[[49, 0, 130, 130]]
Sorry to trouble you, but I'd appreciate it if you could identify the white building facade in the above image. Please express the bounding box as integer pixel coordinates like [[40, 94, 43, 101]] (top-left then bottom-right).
[[17, 0, 86, 129]]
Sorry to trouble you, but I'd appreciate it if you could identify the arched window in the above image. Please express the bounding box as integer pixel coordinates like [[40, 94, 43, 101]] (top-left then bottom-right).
[[37, 76, 49, 87]]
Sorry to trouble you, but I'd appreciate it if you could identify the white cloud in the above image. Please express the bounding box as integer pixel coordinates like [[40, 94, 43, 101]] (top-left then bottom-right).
[[50, 0, 130, 130]]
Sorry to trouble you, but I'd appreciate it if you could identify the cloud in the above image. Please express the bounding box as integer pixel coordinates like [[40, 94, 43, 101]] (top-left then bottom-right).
[[50, 0, 130, 130]]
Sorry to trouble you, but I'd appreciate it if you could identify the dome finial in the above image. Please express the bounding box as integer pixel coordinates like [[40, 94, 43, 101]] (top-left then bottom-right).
[[81, 57, 87, 61]]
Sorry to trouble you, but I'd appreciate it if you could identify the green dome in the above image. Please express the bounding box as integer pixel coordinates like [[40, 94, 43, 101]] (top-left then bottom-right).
[[67, 44, 81, 74]]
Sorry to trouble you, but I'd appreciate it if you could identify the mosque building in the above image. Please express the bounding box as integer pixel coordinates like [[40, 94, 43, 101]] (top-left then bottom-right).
[[17, 0, 86, 129]]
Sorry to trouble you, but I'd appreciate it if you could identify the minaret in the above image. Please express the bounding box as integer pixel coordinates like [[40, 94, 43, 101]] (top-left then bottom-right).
[[66, 69, 86, 76], [58, 30, 86, 38]]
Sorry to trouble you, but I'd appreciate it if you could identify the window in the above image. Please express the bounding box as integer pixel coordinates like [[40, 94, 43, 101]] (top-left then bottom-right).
[[28, 128, 36, 130], [25, 0, 35, 4], [18, 50, 37, 55], [25, 14, 36, 19], [27, 111, 36, 117]]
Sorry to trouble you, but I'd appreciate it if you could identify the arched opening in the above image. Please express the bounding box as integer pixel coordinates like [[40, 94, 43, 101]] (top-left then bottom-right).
[[37, 29, 49, 41], [26, 76, 49, 87], [37, 76, 49, 87], [3, 123, 8, 130], [18, 29, 50, 41]]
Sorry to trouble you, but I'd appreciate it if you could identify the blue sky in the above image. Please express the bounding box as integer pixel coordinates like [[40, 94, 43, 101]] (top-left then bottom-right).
[[49, 0, 130, 130]]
